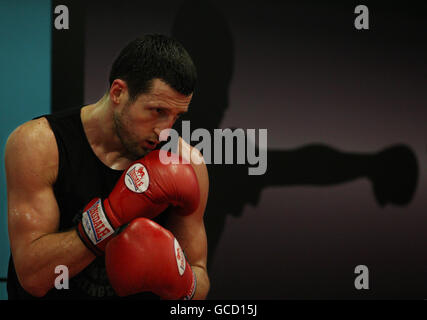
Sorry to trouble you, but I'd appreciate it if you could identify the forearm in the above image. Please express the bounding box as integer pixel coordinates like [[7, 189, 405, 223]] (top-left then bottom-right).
[[14, 228, 95, 297], [192, 265, 210, 300]]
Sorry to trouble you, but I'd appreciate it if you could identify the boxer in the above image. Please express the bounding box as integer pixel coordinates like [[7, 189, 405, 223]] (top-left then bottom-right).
[[5, 34, 209, 299]]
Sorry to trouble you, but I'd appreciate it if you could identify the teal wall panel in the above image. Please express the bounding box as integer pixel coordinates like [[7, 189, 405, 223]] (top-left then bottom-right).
[[0, 0, 51, 300]]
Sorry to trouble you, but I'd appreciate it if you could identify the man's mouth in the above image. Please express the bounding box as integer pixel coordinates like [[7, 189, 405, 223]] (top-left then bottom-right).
[[143, 140, 157, 150]]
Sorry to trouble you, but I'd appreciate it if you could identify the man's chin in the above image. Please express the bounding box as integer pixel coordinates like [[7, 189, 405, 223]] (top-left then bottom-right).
[[130, 148, 152, 160]]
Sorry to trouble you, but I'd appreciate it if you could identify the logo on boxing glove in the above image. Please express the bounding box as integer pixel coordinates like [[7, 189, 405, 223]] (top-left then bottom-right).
[[125, 163, 149, 193], [174, 238, 186, 276], [82, 199, 114, 245]]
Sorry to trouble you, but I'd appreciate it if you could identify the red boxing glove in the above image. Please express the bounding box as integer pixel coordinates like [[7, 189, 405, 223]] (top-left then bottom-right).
[[105, 218, 196, 300], [77, 150, 200, 255]]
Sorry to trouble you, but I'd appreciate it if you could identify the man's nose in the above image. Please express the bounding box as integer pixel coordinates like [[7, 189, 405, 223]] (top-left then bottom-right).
[[154, 127, 171, 142], [154, 115, 176, 140]]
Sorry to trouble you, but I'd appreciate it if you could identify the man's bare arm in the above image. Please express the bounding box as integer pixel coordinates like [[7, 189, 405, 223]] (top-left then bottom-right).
[[6, 118, 95, 297], [165, 139, 210, 299]]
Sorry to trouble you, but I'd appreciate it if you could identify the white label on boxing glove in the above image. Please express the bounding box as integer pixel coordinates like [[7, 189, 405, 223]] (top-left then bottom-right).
[[124, 163, 149, 193], [174, 238, 186, 276], [82, 199, 114, 245]]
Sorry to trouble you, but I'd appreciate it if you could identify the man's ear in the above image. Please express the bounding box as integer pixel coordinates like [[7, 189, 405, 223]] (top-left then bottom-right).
[[109, 79, 128, 104]]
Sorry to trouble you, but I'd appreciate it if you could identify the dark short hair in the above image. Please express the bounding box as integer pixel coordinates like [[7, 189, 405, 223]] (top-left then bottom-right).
[[109, 34, 197, 100]]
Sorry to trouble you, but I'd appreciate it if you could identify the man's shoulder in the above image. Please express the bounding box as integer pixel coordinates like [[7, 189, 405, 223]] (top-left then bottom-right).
[[5, 117, 59, 183], [177, 137, 209, 190], [177, 137, 206, 167], [7, 117, 55, 148]]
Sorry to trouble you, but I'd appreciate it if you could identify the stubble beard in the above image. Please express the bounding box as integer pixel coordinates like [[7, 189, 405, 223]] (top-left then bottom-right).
[[113, 109, 149, 160]]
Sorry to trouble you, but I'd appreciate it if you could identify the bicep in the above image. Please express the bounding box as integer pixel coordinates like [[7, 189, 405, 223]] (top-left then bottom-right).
[[7, 183, 60, 256]]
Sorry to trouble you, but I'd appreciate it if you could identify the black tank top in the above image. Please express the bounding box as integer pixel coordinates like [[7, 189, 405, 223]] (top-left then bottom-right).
[[7, 107, 164, 300]]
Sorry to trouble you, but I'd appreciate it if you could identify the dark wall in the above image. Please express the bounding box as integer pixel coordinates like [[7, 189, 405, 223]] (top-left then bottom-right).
[[59, 0, 427, 299], [51, 0, 85, 112]]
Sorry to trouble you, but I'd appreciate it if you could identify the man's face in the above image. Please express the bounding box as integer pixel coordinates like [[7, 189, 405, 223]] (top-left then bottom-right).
[[113, 78, 192, 160]]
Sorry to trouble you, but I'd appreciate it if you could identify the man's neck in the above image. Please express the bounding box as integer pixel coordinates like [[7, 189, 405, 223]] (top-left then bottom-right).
[[81, 97, 133, 170]]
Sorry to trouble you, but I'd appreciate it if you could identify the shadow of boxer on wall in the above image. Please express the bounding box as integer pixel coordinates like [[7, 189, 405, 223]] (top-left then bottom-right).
[[171, 0, 419, 272]]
